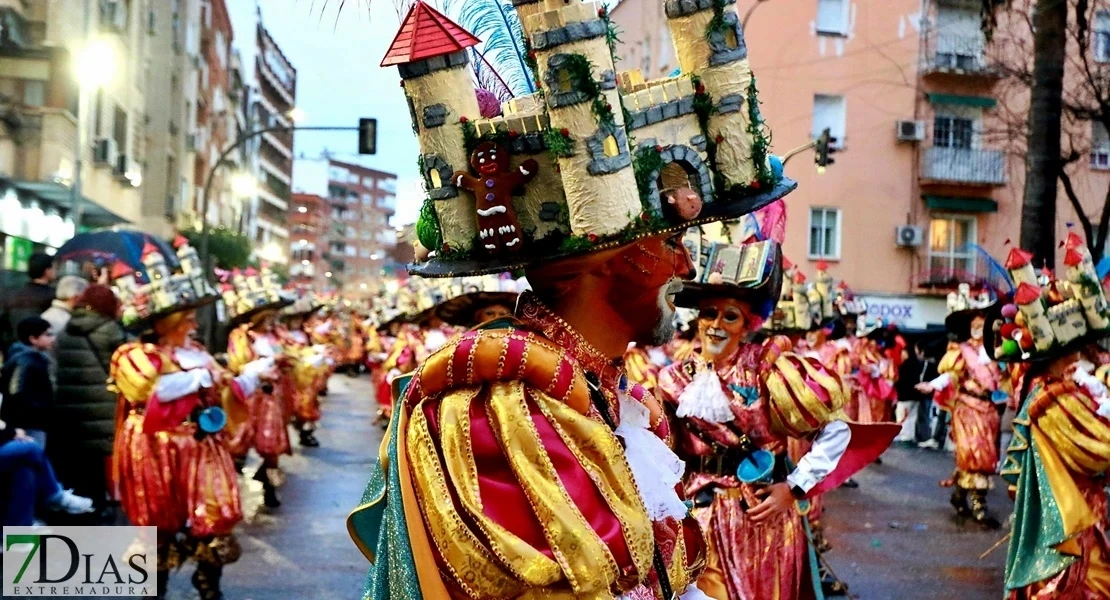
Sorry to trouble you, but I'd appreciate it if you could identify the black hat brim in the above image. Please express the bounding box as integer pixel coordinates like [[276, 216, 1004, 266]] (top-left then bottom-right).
[[434, 292, 519, 327], [125, 294, 219, 333], [408, 178, 797, 278], [229, 299, 295, 328], [945, 307, 990, 342]]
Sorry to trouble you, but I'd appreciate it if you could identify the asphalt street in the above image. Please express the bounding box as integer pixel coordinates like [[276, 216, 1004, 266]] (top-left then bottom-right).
[[161, 375, 1011, 599]]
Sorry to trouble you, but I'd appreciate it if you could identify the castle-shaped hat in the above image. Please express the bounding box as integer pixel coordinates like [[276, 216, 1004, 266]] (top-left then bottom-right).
[[385, 0, 795, 277]]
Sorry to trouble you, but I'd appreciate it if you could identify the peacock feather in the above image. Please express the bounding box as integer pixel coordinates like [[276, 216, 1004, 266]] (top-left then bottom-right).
[[962, 243, 1015, 296], [455, 0, 536, 97]]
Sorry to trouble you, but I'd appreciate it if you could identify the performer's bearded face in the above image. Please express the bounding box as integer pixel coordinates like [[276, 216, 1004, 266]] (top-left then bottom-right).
[[611, 233, 695, 346], [697, 298, 749, 361], [474, 303, 512, 324], [970, 315, 985, 341]]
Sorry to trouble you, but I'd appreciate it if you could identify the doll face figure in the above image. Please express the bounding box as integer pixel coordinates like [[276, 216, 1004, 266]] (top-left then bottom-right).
[[697, 297, 750, 363], [473, 303, 513, 325], [969, 315, 986, 341], [471, 142, 508, 176]]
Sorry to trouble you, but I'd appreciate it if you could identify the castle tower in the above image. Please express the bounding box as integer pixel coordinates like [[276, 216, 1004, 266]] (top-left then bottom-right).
[[527, 0, 641, 237], [665, 0, 758, 186], [513, 0, 546, 39], [382, 2, 483, 253]]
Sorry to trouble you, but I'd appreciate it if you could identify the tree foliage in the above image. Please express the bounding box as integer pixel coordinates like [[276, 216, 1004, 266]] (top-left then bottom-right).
[[180, 227, 253, 270]]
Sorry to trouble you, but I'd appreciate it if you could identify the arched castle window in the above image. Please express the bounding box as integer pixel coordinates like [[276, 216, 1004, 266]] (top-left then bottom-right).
[[422, 154, 457, 200], [544, 54, 591, 108], [707, 12, 748, 66], [587, 126, 631, 175]]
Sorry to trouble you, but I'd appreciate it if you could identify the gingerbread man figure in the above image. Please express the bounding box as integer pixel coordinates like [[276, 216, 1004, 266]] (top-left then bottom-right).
[[453, 141, 537, 255]]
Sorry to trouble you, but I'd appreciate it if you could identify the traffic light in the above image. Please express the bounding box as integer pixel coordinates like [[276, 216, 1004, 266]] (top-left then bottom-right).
[[358, 118, 377, 155], [814, 127, 837, 174]]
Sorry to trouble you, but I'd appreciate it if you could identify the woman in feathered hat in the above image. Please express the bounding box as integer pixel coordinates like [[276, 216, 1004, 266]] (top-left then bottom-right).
[[224, 274, 295, 509], [917, 283, 1007, 528], [109, 242, 265, 599], [988, 236, 1110, 597], [656, 237, 898, 599]]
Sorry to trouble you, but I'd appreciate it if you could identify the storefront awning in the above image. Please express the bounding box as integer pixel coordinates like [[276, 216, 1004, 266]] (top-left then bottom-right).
[[924, 195, 998, 213], [925, 93, 997, 108], [1, 178, 129, 227]]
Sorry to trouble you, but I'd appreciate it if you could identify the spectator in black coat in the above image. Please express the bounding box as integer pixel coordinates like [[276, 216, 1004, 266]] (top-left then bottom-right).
[[50, 285, 125, 509], [0, 317, 56, 446], [0, 253, 56, 357], [896, 340, 940, 445]]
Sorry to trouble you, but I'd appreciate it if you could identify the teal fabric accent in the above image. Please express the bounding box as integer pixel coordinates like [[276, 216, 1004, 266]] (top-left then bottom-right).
[[802, 513, 827, 600], [352, 375, 423, 600], [1003, 397, 1076, 592], [925, 93, 997, 108], [729, 384, 760, 405]]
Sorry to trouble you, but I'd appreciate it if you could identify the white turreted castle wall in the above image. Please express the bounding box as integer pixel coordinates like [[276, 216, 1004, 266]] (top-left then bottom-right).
[[528, 0, 642, 237], [401, 52, 481, 252], [666, 0, 758, 187]]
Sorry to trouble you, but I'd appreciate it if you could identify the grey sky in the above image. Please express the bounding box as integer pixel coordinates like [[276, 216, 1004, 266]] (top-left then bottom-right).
[[227, 0, 423, 224]]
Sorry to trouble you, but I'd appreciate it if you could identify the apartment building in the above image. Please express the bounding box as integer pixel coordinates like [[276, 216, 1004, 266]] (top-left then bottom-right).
[[193, 0, 237, 229], [0, 0, 147, 273], [143, 0, 200, 238], [610, 0, 1110, 329], [247, 21, 296, 265], [324, 160, 398, 296], [289, 191, 334, 291]]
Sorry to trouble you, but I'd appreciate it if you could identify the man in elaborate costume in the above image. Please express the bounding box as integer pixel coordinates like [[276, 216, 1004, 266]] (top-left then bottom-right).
[[349, 0, 806, 595], [988, 235, 1110, 597], [919, 285, 1005, 527], [109, 243, 265, 599], [657, 237, 897, 599]]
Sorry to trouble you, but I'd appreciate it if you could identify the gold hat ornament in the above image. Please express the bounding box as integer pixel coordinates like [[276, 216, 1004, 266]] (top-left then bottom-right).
[[383, 0, 795, 277]]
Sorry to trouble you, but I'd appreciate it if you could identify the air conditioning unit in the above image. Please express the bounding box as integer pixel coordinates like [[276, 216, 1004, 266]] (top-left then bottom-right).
[[93, 137, 117, 166], [896, 120, 925, 142], [896, 225, 925, 247]]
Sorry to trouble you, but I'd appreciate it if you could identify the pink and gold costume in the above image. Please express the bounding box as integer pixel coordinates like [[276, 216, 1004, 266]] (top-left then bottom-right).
[[932, 340, 1003, 494], [348, 292, 706, 599], [227, 323, 291, 458], [658, 342, 894, 600]]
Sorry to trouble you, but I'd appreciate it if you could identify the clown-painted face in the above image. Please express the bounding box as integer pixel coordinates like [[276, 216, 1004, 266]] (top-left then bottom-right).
[[609, 233, 696, 346], [697, 297, 750, 362], [473, 303, 513, 325], [970, 315, 986, 341]]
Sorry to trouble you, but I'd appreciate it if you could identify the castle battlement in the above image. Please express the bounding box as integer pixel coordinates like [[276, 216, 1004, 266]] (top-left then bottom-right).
[[620, 75, 698, 132], [526, 0, 606, 47], [500, 93, 546, 117], [472, 113, 551, 138]]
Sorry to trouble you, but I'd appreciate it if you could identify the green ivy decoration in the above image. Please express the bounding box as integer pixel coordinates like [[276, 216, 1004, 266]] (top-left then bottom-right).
[[523, 37, 541, 90], [543, 127, 576, 157], [632, 145, 665, 209], [460, 118, 479, 153], [705, 0, 730, 40], [746, 75, 773, 186], [561, 54, 617, 132], [415, 198, 443, 252]]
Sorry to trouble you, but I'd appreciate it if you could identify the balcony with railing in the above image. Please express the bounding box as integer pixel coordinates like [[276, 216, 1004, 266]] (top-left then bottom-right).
[[920, 146, 1006, 186], [921, 31, 1000, 79]]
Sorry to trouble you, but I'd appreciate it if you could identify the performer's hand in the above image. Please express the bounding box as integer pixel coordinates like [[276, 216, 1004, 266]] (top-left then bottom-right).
[[914, 382, 933, 394], [13, 428, 32, 442], [747, 482, 794, 522]]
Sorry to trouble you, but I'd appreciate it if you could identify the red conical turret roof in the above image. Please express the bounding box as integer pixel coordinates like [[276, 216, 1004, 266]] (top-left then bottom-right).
[[1005, 247, 1034, 269], [381, 2, 481, 67]]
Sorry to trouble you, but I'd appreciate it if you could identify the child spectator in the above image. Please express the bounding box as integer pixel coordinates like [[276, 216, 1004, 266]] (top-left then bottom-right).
[[0, 419, 94, 525], [0, 317, 57, 446]]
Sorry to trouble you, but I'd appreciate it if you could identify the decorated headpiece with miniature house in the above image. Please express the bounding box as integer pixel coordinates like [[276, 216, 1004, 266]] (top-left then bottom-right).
[[112, 239, 218, 330], [763, 259, 840, 334], [220, 267, 295, 327], [987, 234, 1110, 362], [383, 0, 794, 277]]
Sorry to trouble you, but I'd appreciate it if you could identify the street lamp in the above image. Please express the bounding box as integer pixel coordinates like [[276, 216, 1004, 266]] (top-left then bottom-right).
[[287, 107, 306, 123], [230, 172, 257, 197], [71, 37, 116, 233]]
